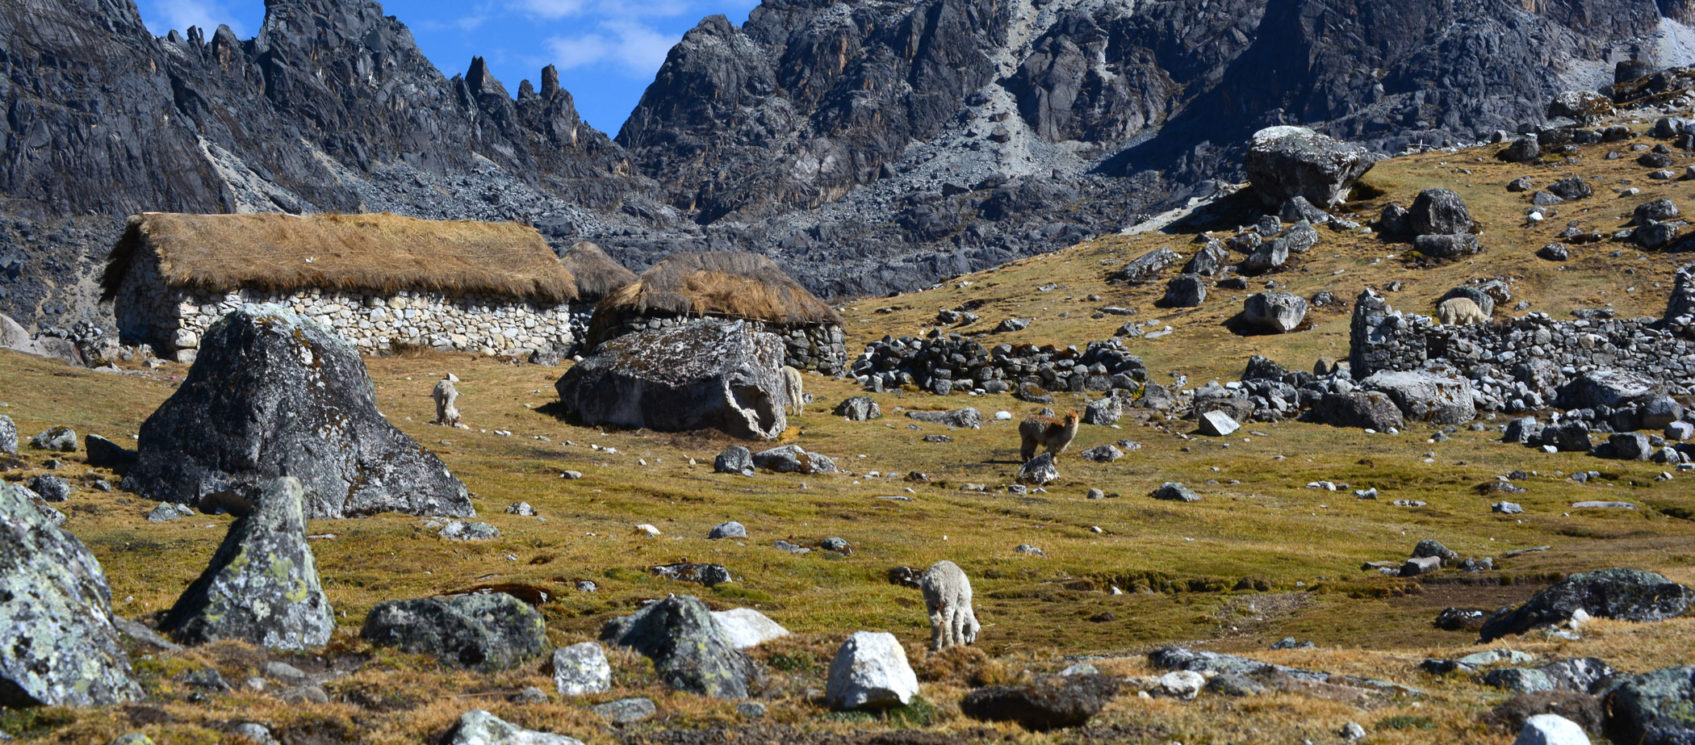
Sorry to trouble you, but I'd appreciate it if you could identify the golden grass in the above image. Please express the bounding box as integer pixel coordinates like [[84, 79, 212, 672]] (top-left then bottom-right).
[[101, 213, 578, 304], [560, 241, 639, 302], [594, 251, 844, 332], [9, 129, 1695, 743]]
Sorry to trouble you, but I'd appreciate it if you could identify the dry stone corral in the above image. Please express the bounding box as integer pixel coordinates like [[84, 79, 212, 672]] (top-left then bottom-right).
[[1350, 267, 1695, 412], [853, 335, 1149, 396], [114, 253, 581, 361]]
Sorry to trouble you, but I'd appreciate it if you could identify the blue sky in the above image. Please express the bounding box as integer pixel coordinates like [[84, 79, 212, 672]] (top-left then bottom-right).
[[132, 0, 759, 133]]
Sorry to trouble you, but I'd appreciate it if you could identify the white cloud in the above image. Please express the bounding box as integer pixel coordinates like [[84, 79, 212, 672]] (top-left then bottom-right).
[[545, 20, 678, 77], [511, 0, 588, 19], [513, 0, 691, 20], [142, 0, 245, 37]]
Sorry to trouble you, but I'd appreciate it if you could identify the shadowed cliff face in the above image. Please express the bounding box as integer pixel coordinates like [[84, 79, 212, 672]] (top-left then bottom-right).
[[0, 0, 1687, 330]]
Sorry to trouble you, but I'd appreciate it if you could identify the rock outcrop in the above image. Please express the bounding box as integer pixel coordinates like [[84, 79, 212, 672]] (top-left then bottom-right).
[[122, 305, 471, 519], [0, 480, 144, 706], [555, 319, 790, 440], [1480, 568, 1694, 642], [161, 477, 334, 650], [601, 595, 758, 699]]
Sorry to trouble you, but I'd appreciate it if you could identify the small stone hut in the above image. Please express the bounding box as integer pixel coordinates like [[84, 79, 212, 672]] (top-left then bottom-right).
[[559, 241, 638, 345], [588, 251, 847, 374], [102, 213, 580, 360]]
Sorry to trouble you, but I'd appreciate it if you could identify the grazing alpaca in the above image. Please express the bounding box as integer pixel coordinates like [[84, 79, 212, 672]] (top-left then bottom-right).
[[1019, 410, 1080, 461], [432, 375, 461, 426], [1437, 297, 1488, 326], [781, 365, 805, 415], [920, 560, 979, 650]]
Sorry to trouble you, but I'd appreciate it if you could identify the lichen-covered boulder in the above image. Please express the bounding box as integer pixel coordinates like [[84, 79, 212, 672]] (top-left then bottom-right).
[[1480, 568, 1693, 642], [0, 480, 144, 706], [1604, 666, 1695, 745], [1363, 370, 1477, 424], [0, 415, 17, 455], [1244, 126, 1377, 207], [443, 710, 585, 745], [122, 305, 471, 519], [601, 595, 758, 699], [161, 477, 334, 650], [555, 319, 790, 439], [362, 592, 548, 672]]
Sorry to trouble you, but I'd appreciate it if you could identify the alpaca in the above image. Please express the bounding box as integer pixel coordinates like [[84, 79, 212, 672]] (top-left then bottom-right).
[[781, 365, 805, 415], [920, 560, 979, 650], [432, 376, 461, 426], [1019, 410, 1080, 461], [1437, 297, 1488, 326]]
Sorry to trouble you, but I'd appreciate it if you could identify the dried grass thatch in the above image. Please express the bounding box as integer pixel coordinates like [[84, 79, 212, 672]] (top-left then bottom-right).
[[561, 241, 638, 301], [101, 213, 578, 304], [597, 251, 843, 326]]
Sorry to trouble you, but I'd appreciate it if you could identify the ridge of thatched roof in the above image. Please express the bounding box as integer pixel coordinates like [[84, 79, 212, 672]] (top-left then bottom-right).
[[561, 241, 638, 301], [101, 213, 578, 304], [597, 251, 843, 326]]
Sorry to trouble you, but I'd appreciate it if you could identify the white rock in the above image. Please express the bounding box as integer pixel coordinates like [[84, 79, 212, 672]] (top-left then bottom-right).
[[634, 524, 661, 536], [711, 608, 790, 649], [825, 631, 919, 710], [1199, 411, 1240, 436], [994, 411, 1012, 421], [1511, 714, 1590, 745], [443, 710, 584, 745], [551, 642, 611, 697], [1158, 670, 1205, 700]]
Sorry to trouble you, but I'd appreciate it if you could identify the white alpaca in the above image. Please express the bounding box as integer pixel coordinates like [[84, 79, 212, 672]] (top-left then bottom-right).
[[920, 560, 979, 651], [432, 375, 461, 426], [781, 365, 805, 416], [1437, 297, 1488, 326]]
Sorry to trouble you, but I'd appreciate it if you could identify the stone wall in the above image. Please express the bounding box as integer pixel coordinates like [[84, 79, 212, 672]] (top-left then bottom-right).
[[1349, 278, 1695, 413], [594, 312, 848, 375], [853, 334, 1150, 397], [113, 249, 577, 360]]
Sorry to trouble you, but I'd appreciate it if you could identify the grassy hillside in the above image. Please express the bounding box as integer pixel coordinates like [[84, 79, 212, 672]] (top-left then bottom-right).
[[4, 126, 1695, 743]]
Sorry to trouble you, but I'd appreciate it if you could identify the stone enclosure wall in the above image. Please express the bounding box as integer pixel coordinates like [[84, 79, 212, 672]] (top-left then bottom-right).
[[1349, 272, 1695, 413], [113, 249, 578, 359], [853, 334, 1150, 397], [594, 313, 848, 375]]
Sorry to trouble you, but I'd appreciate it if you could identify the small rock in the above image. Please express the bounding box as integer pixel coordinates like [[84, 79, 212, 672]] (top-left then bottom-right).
[[708, 521, 747, 540], [552, 642, 612, 696]]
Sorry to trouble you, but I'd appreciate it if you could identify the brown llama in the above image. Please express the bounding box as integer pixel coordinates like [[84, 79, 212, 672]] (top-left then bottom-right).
[[1019, 410, 1080, 461]]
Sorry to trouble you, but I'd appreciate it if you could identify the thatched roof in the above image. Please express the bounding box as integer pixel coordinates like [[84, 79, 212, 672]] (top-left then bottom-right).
[[561, 241, 638, 301], [101, 213, 578, 304], [597, 251, 843, 326]]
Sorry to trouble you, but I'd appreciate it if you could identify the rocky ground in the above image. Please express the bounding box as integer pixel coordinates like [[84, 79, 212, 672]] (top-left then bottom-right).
[[5, 109, 1695, 741]]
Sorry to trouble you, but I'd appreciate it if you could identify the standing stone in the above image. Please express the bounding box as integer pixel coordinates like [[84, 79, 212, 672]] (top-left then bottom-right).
[[0, 481, 144, 706], [1243, 126, 1378, 207], [0, 415, 15, 455], [825, 631, 919, 710], [600, 595, 758, 699], [161, 478, 333, 650], [122, 305, 471, 520], [555, 319, 790, 439], [362, 593, 548, 672], [442, 710, 585, 745], [552, 642, 611, 696]]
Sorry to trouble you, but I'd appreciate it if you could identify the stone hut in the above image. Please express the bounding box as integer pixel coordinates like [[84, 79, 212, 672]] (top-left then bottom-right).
[[588, 251, 847, 374], [102, 213, 580, 361], [559, 241, 638, 346]]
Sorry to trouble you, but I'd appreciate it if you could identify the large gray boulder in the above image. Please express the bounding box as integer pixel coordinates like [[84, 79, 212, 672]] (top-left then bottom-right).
[[1480, 568, 1693, 642], [1363, 371, 1477, 424], [1242, 292, 1308, 333], [1559, 369, 1660, 410], [601, 595, 758, 699], [555, 319, 789, 440], [1311, 391, 1405, 430], [362, 593, 548, 672], [1409, 188, 1475, 235], [825, 631, 919, 710], [443, 710, 585, 745], [122, 305, 471, 520], [1605, 666, 1695, 745], [161, 478, 333, 650], [1244, 126, 1377, 207], [0, 481, 144, 706]]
